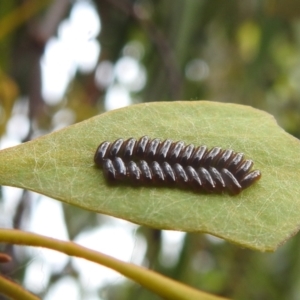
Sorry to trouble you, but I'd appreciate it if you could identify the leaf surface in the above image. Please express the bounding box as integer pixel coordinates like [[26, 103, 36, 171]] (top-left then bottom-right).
[[1, 101, 299, 251]]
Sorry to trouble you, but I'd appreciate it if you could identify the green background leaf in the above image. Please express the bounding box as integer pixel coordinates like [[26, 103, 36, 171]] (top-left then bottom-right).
[[0, 101, 299, 251]]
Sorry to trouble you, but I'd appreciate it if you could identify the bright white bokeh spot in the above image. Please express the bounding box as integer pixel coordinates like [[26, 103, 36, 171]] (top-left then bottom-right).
[[24, 258, 51, 294], [44, 277, 81, 300], [3, 98, 30, 141], [41, 1, 101, 104], [185, 59, 210, 81], [104, 84, 132, 111], [72, 225, 137, 290], [41, 37, 76, 104], [106, 218, 147, 265], [1, 187, 23, 209], [115, 57, 139, 84], [95, 61, 114, 88], [160, 231, 186, 267], [0, 186, 23, 227], [58, 19, 100, 73], [77, 40, 100, 73], [0, 135, 20, 149], [69, 0, 101, 40], [115, 56, 146, 91], [27, 196, 69, 272], [6, 114, 30, 140]]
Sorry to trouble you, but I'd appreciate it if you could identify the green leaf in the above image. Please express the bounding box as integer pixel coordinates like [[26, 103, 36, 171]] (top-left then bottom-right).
[[0, 101, 299, 251]]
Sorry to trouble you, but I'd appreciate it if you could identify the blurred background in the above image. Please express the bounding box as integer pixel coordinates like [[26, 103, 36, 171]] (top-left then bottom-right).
[[1, 0, 300, 299]]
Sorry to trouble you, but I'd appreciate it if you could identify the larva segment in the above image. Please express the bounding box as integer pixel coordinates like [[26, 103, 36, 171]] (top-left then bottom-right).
[[94, 141, 110, 165], [215, 149, 234, 169], [162, 161, 176, 183], [139, 160, 153, 182], [235, 160, 253, 180], [146, 138, 161, 161], [240, 170, 261, 189], [188, 145, 207, 167], [151, 161, 165, 183], [95, 137, 261, 195], [122, 138, 137, 161], [226, 153, 244, 173], [209, 167, 226, 192], [108, 139, 124, 158], [113, 157, 126, 180], [185, 166, 202, 189], [156, 139, 173, 162], [201, 147, 222, 168], [198, 167, 215, 192], [173, 163, 189, 186], [221, 168, 242, 195], [136, 136, 150, 159], [102, 159, 116, 181], [180, 144, 195, 165], [127, 161, 141, 182], [169, 141, 185, 164]]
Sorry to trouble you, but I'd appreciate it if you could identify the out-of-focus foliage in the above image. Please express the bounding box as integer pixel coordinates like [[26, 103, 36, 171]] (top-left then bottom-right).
[[1, 0, 300, 299]]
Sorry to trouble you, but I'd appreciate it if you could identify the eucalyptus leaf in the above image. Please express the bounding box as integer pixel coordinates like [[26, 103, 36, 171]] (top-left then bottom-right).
[[1, 101, 299, 251]]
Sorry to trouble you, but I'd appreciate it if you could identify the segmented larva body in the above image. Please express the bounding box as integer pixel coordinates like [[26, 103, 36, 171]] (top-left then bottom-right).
[[94, 137, 261, 195], [102, 157, 261, 195], [94, 136, 215, 167]]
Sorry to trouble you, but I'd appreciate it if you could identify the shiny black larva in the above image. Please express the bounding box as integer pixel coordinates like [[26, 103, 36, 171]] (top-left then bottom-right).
[[95, 136, 213, 167], [94, 137, 261, 195], [101, 157, 261, 195]]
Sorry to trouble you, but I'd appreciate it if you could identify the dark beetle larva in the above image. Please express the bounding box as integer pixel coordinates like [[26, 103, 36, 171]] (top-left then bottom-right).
[[100, 157, 261, 195], [94, 137, 261, 195], [95, 136, 249, 171], [95, 136, 213, 166]]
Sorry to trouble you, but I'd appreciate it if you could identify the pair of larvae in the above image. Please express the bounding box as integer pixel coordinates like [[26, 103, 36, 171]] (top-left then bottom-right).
[[94, 136, 261, 195]]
